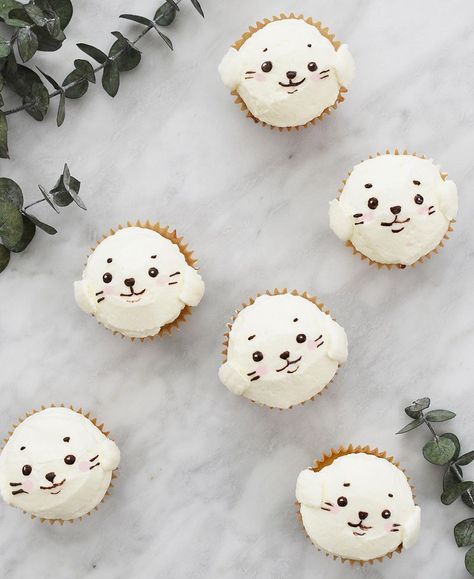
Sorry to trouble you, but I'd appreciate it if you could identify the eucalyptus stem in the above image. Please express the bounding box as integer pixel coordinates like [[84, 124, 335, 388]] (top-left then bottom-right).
[[3, 0, 183, 117], [23, 198, 45, 210]]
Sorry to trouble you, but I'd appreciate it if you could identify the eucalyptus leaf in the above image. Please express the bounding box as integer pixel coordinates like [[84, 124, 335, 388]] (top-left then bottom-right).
[[120, 13, 153, 27], [34, 25, 63, 51], [35, 0, 72, 29], [405, 406, 422, 420], [62, 68, 88, 99], [466, 546, 474, 576], [24, 3, 48, 26], [0, 243, 10, 272], [50, 172, 82, 208], [4, 63, 42, 98], [77, 43, 107, 64], [0, 0, 21, 19], [456, 451, 474, 467], [102, 60, 119, 97], [0, 35, 11, 58], [154, 3, 176, 26], [36, 65, 61, 90], [441, 433, 461, 461], [109, 36, 141, 72], [74, 59, 95, 83], [165, 0, 179, 11], [463, 490, 474, 510], [410, 397, 431, 412], [56, 90, 65, 126], [441, 481, 474, 505], [9, 213, 35, 252], [24, 212, 56, 234], [22, 81, 49, 120], [38, 184, 59, 213], [17, 26, 38, 62], [4, 17, 30, 27], [190, 0, 204, 17], [0, 199, 24, 248], [0, 111, 9, 159], [45, 12, 61, 38], [425, 410, 456, 423], [396, 417, 424, 434], [423, 437, 457, 465], [152, 23, 173, 50], [444, 465, 463, 492], [455, 519, 474, 548], [0, 177, 23, 208]]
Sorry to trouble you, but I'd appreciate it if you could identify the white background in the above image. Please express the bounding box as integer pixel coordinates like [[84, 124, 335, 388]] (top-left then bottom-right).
[[0, 1, 473, 577]]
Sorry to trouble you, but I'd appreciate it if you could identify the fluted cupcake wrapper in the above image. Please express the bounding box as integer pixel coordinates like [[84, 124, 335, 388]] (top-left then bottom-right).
[[1, 404, 118, 525], [296, 444, 417, 566], [88, 219, 200, 341], [230, 13, 348, 131], [221, 288, 341, 410], [336, 149, 456, 270]]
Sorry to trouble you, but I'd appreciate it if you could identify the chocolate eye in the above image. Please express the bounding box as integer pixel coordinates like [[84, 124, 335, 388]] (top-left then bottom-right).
[[22, 465, 32, 476], [307, 62, 317, 72], [382, 509, 391, 519], [102, 272, 112, 283], [252, 351, 264, 362], [365, 183, 373, 189], [413, 180, 421, 186], [368, 197, 379, 210], [414, 194, 424, 205], [261, 61, 272, 73], [296, 334, 307, 343], [64, 455, 76, 465], [148, 267, 159, 278], [337, 496, 348, 507]]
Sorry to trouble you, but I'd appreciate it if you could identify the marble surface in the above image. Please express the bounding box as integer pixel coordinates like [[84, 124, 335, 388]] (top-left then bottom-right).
[[0, 0, 473, 577]]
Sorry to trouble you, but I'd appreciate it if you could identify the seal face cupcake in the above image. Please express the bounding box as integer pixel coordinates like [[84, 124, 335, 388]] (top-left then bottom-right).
[[74, 224, 205, 338], [219, 292, 348, 409], [329, 153, 458, 267], [218, 15, 355, 128], [0, 407, 120, 521], [296, 449, 421, 562]]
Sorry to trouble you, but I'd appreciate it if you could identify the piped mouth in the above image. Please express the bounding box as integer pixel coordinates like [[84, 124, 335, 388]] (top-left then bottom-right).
[[40, 478, 66, 492], [348, 520, 372, 536], [276, 356, 302, 373], [381, 216, 411, 233], [278, 77, 306, 89], [120, 288, 146, 300]]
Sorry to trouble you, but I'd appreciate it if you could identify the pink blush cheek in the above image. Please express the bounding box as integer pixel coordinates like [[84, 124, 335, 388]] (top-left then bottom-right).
[[23, 480, 33, 492], [103, 286, 115, 296], [329, 505, 340, 515], [311, 73, 321, 82], [384, 522, 394, 532], [307, 341, 321, 351], [417, 206, 430, 215], [78, 461, 90, 473], [254, 73, 266, 82], [362, 212, 375, 222], [156, 277, 168, 287], [255, 365, 269, 376]]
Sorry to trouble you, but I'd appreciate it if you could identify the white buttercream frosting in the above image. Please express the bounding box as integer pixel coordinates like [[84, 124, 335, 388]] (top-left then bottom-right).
[[0, 407, 120, 520], [218, 18, 355, 128], [296, 453, 421, 561], [74, 227, 205, 338], [219, 294, 348, 409], [329, 154, 458, 265]]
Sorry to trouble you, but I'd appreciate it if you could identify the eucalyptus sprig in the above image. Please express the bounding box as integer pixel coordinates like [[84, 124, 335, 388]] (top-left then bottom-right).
[[0, 163, 84, 273], [397, 397, 474, 576], [0, 0, 204, 157]]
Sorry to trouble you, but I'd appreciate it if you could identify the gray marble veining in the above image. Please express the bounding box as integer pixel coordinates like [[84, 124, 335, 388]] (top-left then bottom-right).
[[0, 0, 473, 577]]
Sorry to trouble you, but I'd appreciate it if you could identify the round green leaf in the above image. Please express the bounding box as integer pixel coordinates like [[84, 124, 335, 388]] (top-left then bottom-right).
[[109, 38, 141, 72], [463, 490, 474, 509], [102, 60, 119, 97], [24, 212, 56, 235], [73, 59, 95, 83], [4, 64, 42, 98], [396, 417, 424, 434], [33, 26, 63, 52], [0, 177, 23, 208], [17, 27, 38, 62], [441, 481, 474, 505], [466, 546, 474, 576], [34, 0, 72, 29], [425, 409, 456, 423], [441, 433, 461, 460], [0, 0, 22, 19], [62, 69, 88, 99], [22, 81, 49, 120], [444, 465, 463, 492], [0, 243, 10, 272], [455, 519, 474, 548], [456, 451, 474, 467], [0, 36, 11, 58], [0, 199, 24, 248], [423, 437, 457, 465], [154, 3, 176, 26], [9, 213, 35, 252]]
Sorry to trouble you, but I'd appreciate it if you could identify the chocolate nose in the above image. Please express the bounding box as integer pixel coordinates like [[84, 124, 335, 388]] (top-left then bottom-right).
[[286, 70, 297, 80], [45, 472, 56, 483], [390, 206, 401, 215], [124, 277, 135, 287], [359, 511, 368, 520], [280, 351, 290, 360]]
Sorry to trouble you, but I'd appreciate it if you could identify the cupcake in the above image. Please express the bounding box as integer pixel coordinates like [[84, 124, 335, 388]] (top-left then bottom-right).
[[0, 406, 120, 523], [74, 221, 205, 339], [296, 446, 421, 563], [329, 151, 458, 268], [218, 14, 355, 129], [218, 290, 348, 409]]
